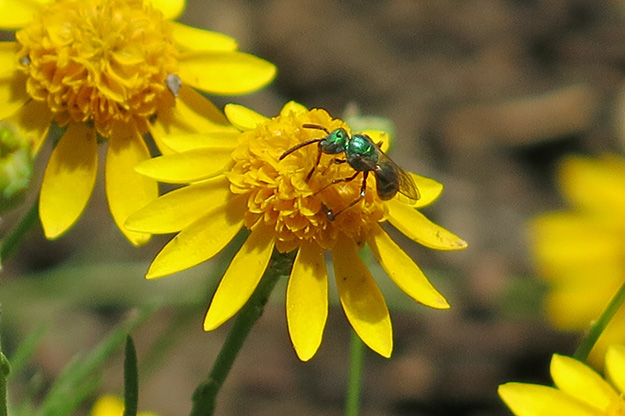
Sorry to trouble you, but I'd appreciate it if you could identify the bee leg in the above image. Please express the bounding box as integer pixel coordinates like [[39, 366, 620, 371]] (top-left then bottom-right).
[[314, 170, 360, 196], [324, 171, 370, 220], [306, 143, 323, 181], [320, 158, 346, 175], [321, 204, 335, 221]]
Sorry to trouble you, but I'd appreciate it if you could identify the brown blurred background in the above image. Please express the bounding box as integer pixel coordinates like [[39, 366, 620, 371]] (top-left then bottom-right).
[[4, 0, 625, 415]]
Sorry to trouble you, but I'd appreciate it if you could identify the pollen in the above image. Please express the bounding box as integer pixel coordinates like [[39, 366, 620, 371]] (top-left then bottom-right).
[[227, 109, 386, 253], [15, 0, 179, 137]]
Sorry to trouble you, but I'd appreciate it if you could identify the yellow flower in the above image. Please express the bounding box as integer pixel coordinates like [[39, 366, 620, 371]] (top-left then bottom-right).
[[529, 155, 625, 366], [0, 0, 276, 245], [126, 101, 467, 361], [91, 395, 157, 416], [499, 345, 625, 416]]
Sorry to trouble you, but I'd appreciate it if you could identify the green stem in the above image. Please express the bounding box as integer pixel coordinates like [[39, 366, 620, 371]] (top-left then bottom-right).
[[189, 249, 294, 416], [0, 198, 38, 264], [1, 313, 10, 416], [345, 330, 364, 416], [0, 352, 8, 416], [574, 279, 625, 362], [123, 336, 138, 416]]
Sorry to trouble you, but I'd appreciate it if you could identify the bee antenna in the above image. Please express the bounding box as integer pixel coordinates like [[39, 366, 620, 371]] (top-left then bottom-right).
[[302, 123, 330, 134], [279, 138, 323, 160]]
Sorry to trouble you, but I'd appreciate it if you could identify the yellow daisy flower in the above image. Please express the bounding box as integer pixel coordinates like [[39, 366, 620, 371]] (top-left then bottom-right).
[[529, 155, 625, 366], [91, 395, 157, 416], [126, 101, 467, 361], [499, 345, 625, 416], [0, 0, 276, 245]]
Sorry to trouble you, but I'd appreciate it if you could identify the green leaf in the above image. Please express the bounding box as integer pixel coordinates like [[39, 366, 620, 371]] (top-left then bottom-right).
[[123, 336, 138, 416], [35, 303, 158, 416], [6, 325, 47, 378]]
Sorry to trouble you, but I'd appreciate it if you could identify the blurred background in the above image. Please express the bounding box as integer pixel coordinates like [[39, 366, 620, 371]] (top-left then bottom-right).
[[3, 0, 625, 414]]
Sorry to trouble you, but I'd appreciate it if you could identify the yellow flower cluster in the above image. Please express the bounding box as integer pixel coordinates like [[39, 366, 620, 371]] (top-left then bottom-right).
[[127, 101, 466, 360], [499, 345, 625, 416], [530, 155, 625, 366], [0, 0, 466, 363], [0, 0, 275, 245]]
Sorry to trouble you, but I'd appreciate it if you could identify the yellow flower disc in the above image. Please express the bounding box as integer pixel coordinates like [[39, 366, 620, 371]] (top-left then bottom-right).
[[227, 108, 386, 253], [15, 0, 178, 137]]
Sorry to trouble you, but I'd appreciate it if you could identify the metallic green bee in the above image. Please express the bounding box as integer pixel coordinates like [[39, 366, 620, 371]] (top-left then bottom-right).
[[280, 124, 420, 220], [279, 123, 350, 180]]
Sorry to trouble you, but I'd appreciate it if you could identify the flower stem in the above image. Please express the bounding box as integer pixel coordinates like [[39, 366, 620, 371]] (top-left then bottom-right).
[[0, 352, 8, 416], [0, 198, 38, 265], [345, 330, 364, 416], [574, 279, 625, 362], [189, 249, 294, 416], [0, 318, 10, 416]]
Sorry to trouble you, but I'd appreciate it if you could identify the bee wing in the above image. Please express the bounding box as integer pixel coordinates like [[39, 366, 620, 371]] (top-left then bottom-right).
[[376, 150, 421, 203]]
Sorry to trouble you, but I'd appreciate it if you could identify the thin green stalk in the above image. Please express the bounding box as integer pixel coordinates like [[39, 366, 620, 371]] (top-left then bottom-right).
[[123, 336, 138, 416], [345, 331, 364, 416], [1, 198, 38, 264], [189, 249, 294, 416], [0, 351, 9, 416], [574, 279, 625, 362]]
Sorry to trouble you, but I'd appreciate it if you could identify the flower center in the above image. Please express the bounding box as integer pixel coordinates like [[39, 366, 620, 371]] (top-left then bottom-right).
[[227, 109, 387, 253], [16, 0, 179, 137]]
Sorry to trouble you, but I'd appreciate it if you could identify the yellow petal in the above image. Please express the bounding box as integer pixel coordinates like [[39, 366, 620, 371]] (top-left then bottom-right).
[[7, 99, 52, 152], [0, 0, 48, 29], [0, 42, 20, 78], [286, 241, 328, 361], [544, 277, 621, 330], [149, 0, 184, 20], [39, 123, 97, 239], [279, 101, 308, 117], [126, 175, 231, 234], [170, 22, 237, 52], [559, 155, 625, 214], [178, 51, 276, 95], [386, 199, 467, 250], [332, 233, 392, 358], [105, 125, 157, 246], [90, 395, 124, 416], [551, 354, 617, 410], [146, 195, 246, 279], [606, 345, 625, 394], [367, 224, 449, 309], [0, 74, 29, 121], [204, 224, 275, 330], [498, 383, 600, 416], [410, 173, 444, 208], [224, 103, 268, 131], [135, 147, 233, 183], [361, 130, 391, 153], [158, 131, 239, 153], [529, 212, 622, 281], [150, 85, 234, 152]]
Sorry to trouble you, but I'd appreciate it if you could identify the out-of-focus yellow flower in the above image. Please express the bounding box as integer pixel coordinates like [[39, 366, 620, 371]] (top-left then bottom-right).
[[91, 395, 157, 416], [0, 0, 276, 244], [126, 101, 467, 361], [499, 345, 625, 416], [529, 155, 625, 366]]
